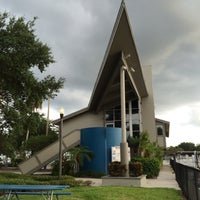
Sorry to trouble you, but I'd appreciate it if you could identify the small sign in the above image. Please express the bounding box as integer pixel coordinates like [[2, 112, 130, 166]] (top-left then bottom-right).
[[111, 146, 121, 162], [111, 146, 131, 162]]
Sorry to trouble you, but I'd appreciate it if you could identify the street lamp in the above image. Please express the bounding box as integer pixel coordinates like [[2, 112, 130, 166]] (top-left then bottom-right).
[[58, 108, 64, 180]]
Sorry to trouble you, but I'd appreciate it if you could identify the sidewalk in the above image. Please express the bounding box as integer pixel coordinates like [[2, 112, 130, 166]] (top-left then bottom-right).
[[145, 164, 180, 189], [76, 163, 180, 189]]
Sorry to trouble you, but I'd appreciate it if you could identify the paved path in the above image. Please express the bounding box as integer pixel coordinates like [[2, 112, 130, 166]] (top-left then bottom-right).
[[76, 164, 180, 189], [145, 164, 180, 189]]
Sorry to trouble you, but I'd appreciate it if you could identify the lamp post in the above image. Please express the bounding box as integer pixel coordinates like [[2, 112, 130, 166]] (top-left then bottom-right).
[[58, 108, 64, 180]]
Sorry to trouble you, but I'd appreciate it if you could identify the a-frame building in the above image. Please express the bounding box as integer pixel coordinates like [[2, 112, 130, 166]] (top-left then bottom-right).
[[18, 1, 169, 175]]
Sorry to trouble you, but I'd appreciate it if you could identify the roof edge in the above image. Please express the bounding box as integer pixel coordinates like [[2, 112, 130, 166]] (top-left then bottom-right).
[[88, 1, 125, 109], [53, 107, 89, 124]]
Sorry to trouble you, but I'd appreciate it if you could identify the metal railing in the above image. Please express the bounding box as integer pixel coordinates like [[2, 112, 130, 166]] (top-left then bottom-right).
[[18, 129, 80, 174], [175, 151, 200, 169], [170, 159, 200, 200]]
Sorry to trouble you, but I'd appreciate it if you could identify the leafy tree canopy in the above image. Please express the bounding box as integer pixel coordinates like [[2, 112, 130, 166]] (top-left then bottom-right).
[[165, 146, 183, 155], [25, 117, 58, 155], [0, 12, 64, 155], [165, 142, 198, 155], [196, 144, 200, 151], [178, 142, 196, 151]]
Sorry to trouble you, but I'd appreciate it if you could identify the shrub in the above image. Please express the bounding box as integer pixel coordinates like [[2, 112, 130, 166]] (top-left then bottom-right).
[[13, 158, 24, 166], [26, 133, 57, 154], [51, 159, 74, 176], [132, 157, 160, 178], [129, 161, 143, 177], [0, 173, 82, 187], [108, 161, 126, 177]]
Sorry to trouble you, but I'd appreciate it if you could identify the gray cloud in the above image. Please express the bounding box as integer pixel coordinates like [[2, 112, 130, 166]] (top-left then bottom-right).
[[1, 0, 200, 146]]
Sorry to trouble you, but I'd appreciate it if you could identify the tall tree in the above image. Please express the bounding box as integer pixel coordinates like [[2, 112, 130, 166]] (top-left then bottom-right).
[[178, 142, 195, 151], [0, 12, 64, 154]]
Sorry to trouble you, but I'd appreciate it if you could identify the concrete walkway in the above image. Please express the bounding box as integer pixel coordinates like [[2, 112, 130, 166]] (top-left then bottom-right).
[[76, 163, 180, 189], [145, 164, 180, 189]]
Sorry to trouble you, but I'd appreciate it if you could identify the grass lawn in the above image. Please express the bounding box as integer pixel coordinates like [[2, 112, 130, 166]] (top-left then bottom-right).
[[8, 186, 184, 200], [0, 172, 184, 199]]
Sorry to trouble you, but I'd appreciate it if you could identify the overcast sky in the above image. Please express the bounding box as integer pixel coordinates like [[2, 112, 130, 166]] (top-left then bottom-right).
[[1, 0, 200, 147]]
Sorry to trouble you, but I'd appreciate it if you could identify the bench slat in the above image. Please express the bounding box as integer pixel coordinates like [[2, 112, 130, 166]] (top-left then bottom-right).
[[4, 191, 72, 200], [5, 191, 72, 195]]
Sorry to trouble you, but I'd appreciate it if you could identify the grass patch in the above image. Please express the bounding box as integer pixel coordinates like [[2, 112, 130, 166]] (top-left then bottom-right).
[[67, 187, 184, 200], [0, 172, 184, 199], [4, 187, 184, 200]]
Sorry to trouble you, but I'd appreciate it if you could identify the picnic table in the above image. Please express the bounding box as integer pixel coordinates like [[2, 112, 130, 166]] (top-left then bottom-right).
[[0, 184, 71, 200]]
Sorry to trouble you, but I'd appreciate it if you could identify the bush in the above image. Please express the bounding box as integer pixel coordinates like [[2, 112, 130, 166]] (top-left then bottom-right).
[[25, 133, 58, 154], [132, 157, 160, 178], [0, 173, 82, 187], [51, 159, 74, 176], [13, 158, 24, 166], [129, 161, 143, 177], [108, 161, 126, 177]]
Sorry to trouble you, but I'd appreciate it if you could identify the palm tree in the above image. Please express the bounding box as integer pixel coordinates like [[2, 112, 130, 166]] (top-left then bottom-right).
[[128, 131, 163, 160], [68, 146, 93, 173], [138, 131, 150, 156], [128, 135, 140, 157], [128, 131, 150, 158]]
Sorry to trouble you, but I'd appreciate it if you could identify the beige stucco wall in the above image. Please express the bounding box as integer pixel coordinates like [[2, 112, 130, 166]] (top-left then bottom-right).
[[156, 121, 167, 148], [157, 135, 166, 148], [61, 66, 157, 144], [140, 66, 157, 142], [62, 111, 105, 137]]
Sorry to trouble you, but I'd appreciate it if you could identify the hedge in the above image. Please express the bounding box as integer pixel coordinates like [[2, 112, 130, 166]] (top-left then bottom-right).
[[132, 157, 160, 178], [0, 173, 82, 187]]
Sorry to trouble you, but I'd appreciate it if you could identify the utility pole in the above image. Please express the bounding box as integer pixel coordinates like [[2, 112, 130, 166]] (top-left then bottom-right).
[[46, 97, 50, 136]]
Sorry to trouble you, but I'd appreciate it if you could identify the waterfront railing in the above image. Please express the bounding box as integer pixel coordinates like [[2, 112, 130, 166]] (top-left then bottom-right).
[[170, 158, 200, 200]]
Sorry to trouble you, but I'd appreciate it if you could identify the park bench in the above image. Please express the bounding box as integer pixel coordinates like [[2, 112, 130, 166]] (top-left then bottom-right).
[[5, 191, 72, 200], [0, 184, 71, 200]]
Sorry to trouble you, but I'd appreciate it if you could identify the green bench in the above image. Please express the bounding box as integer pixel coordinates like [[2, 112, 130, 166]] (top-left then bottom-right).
[[5, 191, 72, 200]]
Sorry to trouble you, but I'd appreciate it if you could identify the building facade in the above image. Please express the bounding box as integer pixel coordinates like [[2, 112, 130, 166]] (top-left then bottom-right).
[[59, 1, 169, 146], [18, 1, 169, 175]]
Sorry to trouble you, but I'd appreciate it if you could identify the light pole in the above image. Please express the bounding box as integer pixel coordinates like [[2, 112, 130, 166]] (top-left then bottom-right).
[[58, 108, 64, 180]]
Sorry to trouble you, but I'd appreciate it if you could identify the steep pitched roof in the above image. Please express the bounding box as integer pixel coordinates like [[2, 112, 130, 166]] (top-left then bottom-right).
[[89, 1, 148, 112], [54, 1, 149, 124]]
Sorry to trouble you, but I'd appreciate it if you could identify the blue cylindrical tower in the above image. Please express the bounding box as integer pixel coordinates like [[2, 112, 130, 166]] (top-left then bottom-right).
[[80, 127, 121, 174]]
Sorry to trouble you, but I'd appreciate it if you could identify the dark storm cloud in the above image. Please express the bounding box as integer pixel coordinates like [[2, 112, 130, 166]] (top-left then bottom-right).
[[126, 0, 198, 64], [1, 0, 200, 145], [153, 32, 200, 112]]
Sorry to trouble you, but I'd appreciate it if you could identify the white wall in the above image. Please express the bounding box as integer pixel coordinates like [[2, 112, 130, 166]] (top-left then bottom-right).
[[141, 66, 157, 142]]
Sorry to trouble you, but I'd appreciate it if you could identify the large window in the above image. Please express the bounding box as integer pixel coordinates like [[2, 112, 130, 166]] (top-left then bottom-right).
[[105, 100, 140, 137]]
